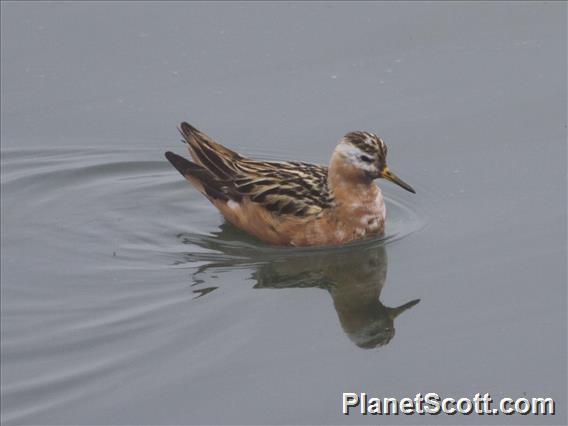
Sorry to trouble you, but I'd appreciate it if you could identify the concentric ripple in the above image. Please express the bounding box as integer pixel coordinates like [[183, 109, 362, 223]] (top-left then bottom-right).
[[1, 146, 427, 424], [3, 146, 426, 266]]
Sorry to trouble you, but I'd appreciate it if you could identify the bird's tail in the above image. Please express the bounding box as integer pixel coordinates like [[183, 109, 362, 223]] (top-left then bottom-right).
[[165, 151, 240, 202], [177, 122, 241, 180]]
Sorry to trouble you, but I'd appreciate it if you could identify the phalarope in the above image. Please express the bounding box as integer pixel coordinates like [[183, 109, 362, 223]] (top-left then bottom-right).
[[165, 122, 415, 246]]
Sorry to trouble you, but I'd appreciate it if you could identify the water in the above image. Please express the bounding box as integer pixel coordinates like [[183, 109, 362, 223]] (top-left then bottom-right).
[[1, 2, 566, 425]]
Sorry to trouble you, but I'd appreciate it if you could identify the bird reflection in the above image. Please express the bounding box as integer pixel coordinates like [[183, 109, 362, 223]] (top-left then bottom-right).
[[178, 223, 420, 349]]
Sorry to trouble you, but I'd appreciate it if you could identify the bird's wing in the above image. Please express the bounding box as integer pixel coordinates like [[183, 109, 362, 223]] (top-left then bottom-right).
[[232, 160, 333, 217], [177, 122, 333, 217]]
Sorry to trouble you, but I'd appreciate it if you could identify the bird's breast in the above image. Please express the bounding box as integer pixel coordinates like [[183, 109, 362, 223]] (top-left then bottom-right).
[[272, 185, 386, 247], [328, 187, 386, 242]]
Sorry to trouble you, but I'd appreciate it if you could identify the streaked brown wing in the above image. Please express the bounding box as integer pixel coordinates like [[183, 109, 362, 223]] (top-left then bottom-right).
[[178, 122, 333, 217], [232, 160, 333, 217]]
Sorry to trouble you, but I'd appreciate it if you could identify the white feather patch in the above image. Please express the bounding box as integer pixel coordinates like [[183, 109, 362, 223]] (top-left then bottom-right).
[[335, 229, 346, 240], [227, 200, 239, 210], [335, 143, 376, 172]]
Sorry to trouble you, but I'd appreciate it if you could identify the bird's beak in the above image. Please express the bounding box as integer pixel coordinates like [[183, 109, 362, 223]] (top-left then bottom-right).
[[387, 299, 421, 320], [380, 166, 416, 194]]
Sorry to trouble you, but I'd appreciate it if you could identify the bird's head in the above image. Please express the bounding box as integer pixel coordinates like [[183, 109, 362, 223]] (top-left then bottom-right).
[[330, 131, 415, 193]]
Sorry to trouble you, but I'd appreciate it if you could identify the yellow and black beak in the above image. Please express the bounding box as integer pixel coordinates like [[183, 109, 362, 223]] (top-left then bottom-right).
[[380, 166, 416, 194]]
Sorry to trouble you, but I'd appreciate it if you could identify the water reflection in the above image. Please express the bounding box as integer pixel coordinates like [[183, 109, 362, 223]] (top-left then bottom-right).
[[179, 224, 420, 349], [254, 245, 420, 348]]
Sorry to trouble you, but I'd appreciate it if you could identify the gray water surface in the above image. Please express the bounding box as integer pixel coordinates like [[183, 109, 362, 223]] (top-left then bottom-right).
[[1, 2, 566, 425]]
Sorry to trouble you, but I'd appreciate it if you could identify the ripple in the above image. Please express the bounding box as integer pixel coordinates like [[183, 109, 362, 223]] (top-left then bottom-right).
[[1, 145, 428, 423], [1, 146, 427, 267]]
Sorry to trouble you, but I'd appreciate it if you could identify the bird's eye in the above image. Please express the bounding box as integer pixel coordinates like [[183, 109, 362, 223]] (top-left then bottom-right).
[[359, 155, 373, 163]]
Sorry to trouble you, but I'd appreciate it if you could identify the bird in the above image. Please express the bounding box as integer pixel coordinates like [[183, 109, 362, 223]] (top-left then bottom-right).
[[165, 122, 415, 247]]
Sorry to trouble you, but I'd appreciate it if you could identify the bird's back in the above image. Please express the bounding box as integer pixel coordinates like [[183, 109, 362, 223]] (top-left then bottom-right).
[[166, 122, 338, 245]]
